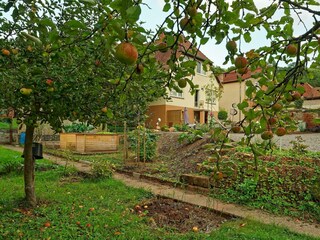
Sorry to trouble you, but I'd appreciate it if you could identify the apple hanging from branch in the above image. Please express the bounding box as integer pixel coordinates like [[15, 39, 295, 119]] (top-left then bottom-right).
[[115, 42, 138, 65]]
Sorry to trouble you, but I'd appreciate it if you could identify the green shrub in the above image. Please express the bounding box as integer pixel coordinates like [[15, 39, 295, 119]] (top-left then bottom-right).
[[218, 110, 228, 120], [178, 129, 204, 144], [91, 160, 115, 179], [106, 125, 136, 133], [96, 131, 114, 134], [0, 118, 18, 130], [0, 159, 23, 175], [160, 125, 169, 132], [62, 122, 94, 133], [197, 124, 210, 133], [294, 99, 304, 109], [59, 166, 79, 177], [129, 127, 158, 161], [173, 124, 189, 132], [289, 136, 308, 154]]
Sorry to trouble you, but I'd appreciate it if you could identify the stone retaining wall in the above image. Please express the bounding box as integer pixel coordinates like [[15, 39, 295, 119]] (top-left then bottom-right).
[[0, 129, 18, 144]]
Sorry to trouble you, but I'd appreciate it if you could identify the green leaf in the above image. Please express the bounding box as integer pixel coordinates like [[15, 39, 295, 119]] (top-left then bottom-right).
[[163, 3, 171, 12], [126, 6, 141, 22], [39, 18, 56, 28], [119, 94, 127, 105], [166, 35, 175, 46], [245, 86, 255, 98], [65, 20, 87, 29], [107, 109, 114, 119], [12, 8, 19, 21], [246, 109, 258, 120], [244, 13, 255, 22], [109, 0, 123, 10], [238, 101, 249, 110], [249, 17, 262, 25], [260, 117, 267, 130], [215, 31, 225, 44], [243, 32, 251, 43], [200, 37, 209, 45], [282, 2, 290, 16], [4, 2, 13, 12], [80, 0, 96, 4], [246, 81, 254, 87], [166, 18, 174, 29], [261, 4, 277, 18], [283, 23, 293, 36]]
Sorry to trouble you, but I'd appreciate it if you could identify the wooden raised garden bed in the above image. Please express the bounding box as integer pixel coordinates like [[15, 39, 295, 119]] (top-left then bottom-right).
[[60, 133, 119, 153]]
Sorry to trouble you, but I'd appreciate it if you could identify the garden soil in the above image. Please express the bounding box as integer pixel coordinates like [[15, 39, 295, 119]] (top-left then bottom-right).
[[2, 144, 320, 238]]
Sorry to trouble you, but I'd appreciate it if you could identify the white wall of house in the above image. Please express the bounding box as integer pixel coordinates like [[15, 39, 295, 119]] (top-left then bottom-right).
[[303, 99, 320, 109], [149, 61, 220, 113]]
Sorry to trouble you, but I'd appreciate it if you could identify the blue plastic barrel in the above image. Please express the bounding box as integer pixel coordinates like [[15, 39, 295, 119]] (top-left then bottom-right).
[[19, 132, 26, 145]]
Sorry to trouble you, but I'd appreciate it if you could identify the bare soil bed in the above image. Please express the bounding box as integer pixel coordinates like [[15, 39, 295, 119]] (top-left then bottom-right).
[[122, 132, 319, 184], [122, 132, 213, 180], [134, 196, 234, 233], [121, 132, 320, 224]]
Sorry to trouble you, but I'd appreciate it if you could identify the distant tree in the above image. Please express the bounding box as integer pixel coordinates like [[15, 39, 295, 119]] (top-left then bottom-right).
[[299, 68, 320, 87]]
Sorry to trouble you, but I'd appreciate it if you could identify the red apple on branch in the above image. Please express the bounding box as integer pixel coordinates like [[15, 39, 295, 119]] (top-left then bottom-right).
[[235, 56, 248, 69], [115, 42, 138, 65]]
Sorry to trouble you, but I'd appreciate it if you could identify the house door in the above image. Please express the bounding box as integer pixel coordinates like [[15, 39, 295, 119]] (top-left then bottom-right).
[[194, 111, 200, 124], [167, 110, 182, 127], [205, 111, 209, 124]]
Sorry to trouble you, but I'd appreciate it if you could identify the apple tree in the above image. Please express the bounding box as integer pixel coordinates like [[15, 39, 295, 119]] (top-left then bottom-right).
[[0, 0, 176, 206], [154, 0, 319, 169], [1, 0, 320, 206]]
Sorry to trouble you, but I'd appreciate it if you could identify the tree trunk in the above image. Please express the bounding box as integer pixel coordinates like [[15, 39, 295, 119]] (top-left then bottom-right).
[[23, 124, 37, 207]]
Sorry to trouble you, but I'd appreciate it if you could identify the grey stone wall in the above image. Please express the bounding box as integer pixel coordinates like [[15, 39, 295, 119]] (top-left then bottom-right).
[[0, 129, 18, 144]]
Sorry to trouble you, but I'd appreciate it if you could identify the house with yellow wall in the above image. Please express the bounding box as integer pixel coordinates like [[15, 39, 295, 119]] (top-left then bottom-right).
[[301, 82, 320, 109], [218, 69, 261, 122], [146, 41, 220, 128]]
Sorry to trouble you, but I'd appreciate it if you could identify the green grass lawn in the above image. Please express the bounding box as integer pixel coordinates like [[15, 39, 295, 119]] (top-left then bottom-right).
[[45, 147, 125, 166], [0, 118, 18, 130], [0, 146, 318, 239]]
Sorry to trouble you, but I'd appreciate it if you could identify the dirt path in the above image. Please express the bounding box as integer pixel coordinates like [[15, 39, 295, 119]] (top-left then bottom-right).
[[3, 145, 320, 238]]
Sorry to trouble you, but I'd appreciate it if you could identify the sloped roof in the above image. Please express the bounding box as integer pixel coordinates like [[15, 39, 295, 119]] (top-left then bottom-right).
[[218, 68, 262, 84], [155, 36, 211, 65], [301, 82, 320, 100]]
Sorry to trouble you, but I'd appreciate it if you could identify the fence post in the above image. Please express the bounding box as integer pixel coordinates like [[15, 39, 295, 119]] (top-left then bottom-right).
[[143, 123, 146, 163], [137, 124, 140, 163], [123, 121, 128, 161], [9, 118, 13, 144]]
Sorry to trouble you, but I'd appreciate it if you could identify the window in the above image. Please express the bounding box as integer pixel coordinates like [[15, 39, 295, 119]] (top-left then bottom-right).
[[194, 90, 199, 107], [196, 61, 206, 75], [170, 89, 183, 98]]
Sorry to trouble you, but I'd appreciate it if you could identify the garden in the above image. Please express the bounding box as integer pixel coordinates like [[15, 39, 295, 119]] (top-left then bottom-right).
[[0, 145, 318, 239], [43, 125, 320, 226], [1, 0, 320, 239]]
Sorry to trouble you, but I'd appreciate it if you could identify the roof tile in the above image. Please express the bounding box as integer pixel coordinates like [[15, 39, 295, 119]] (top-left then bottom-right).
[[301, 82, 320, 100]]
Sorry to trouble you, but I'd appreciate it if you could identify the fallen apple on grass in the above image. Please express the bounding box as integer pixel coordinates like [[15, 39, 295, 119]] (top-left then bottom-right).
[[20, 88, 32, 95]]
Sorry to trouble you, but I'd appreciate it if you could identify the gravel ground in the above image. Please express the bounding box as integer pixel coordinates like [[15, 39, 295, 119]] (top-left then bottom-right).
[[230, 133, 320, 152]]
